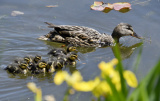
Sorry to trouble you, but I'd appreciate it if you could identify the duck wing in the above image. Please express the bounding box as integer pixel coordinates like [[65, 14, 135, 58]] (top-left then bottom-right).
[[45, 22, 101, 38]]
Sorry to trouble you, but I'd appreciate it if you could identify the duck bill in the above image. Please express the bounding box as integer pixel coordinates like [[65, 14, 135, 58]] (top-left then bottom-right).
[[132, 32, 143, 39]]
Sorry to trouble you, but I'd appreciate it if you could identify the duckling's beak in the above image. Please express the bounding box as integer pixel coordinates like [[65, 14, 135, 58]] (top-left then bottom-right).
[[131, 32, 143, 39]]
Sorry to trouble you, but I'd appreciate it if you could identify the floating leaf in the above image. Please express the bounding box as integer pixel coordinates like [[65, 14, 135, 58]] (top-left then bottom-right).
[[113, 2, 131, 13], [91, 1, 131, 13], [91, 2, 113, 13], [11, 11, 24, 16], [102, 3, 113, 13], [91, 5, 105, 11], [94, 1, 103, 6]]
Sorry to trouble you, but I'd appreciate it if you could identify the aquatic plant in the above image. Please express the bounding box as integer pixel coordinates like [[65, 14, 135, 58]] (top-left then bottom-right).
[[27, 82, 42, 101], [54, 58, 138, 100], [27, 44, 160, 101]]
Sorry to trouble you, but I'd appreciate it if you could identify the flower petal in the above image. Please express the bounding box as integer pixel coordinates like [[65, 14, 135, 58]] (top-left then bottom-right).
[[123, 70, 138, 88]]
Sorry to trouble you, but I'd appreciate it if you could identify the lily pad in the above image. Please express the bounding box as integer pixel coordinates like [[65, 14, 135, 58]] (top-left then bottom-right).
[[113, 2, 131, 13], [91, 1, 131, 13], [91, 1, 113, 13]]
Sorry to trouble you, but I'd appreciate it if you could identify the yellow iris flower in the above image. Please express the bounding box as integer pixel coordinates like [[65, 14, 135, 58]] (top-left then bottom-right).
[[123, 70, 138, 88], [54, 58, 138, 98]]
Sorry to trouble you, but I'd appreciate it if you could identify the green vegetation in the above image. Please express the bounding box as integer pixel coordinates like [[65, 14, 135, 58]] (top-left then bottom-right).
[[27, 44, 160, 101]]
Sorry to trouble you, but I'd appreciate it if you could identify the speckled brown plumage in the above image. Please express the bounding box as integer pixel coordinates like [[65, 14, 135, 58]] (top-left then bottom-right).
[[39, 22, 142, 47]]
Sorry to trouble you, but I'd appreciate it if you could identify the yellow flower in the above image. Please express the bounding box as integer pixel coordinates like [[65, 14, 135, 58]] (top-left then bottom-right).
[[92, 80, 112, 97], [99, 58, 118, 76], [27, 82, 42, 101], [66, 71, 83, 86], [73, 77, 100, 92], [54, 71, 69, 85], [123, 70, 138, 88], [111, 71, 121, 91], [27, 82, 37, 93]]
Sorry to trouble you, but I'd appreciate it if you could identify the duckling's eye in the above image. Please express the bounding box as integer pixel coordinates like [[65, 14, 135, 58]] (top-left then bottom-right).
[[24, 58, 30, 61]]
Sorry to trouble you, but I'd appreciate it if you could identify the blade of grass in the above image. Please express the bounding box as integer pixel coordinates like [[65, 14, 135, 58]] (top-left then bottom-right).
[[105, 76, 125, 101], [128, 59, 160, 101], [154, 76, 160, 101], [133, 45, 143, 72], [112, 43, 127, 97]]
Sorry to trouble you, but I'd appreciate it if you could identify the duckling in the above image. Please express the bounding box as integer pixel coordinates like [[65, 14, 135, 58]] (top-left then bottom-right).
[[14, 57, 24, 64], [33, 55, 42, 64], [4, 61, 28, 74], [24, 56, 32, 64], [66, 52, 79, 65], [30, 60, 47, 74], [48, 44, 77, 57], [54, 59, 65, 70], [40, 22, 142, 47], [46, 61, 55, 73]]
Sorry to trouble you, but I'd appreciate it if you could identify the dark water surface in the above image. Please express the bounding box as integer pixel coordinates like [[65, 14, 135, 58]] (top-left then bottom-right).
[[0, 0, 160, 100]]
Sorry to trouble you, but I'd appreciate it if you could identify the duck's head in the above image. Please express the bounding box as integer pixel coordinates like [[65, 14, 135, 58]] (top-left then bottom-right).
[[67, 44, 77, 52], [68, 52, 78, 61], [112, 23, 142, 42], [55, 60, 64, 69], [38, 60, 47, 69], [34, 55, 42, 63], [19, 61, 28, 69], [24, 56, 31, 64]]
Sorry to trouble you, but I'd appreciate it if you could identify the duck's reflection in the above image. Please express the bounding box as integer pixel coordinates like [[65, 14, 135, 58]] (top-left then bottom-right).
[[112, 42, 143, 60]]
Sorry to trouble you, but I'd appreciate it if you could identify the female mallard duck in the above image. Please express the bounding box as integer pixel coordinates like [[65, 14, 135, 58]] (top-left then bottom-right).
[[4, 61, 28, 74], [40, 22, 142, 47]]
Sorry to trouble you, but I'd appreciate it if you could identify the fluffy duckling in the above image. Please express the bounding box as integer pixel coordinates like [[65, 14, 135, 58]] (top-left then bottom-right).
[[46, 61, 55, 73], [32, 55, 42, 64], [66, 52, 79, 65], [4, 61, 28, 74], [30, 60, 47, 74]]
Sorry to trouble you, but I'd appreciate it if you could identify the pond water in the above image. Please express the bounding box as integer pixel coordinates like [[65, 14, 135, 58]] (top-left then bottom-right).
[[0, 0, 160, 100]]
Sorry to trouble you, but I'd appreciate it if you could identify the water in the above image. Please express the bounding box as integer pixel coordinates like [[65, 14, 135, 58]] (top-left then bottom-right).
[[0, 0, 160, 100]]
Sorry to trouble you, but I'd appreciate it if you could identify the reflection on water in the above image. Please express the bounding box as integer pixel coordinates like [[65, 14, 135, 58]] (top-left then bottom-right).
[[112, 42, 143, 60]]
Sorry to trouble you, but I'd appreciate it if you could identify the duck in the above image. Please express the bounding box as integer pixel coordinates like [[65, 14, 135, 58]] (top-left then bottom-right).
[[32, 55, 42, 64], [4, 61, 28, 74], [40, 22, 142, 47], [46, 58, 66, 73], [48, 44, 77, 57], [46, 61, 55, 73], [65, 52, 79, 65], [30, 60, 47, 74]]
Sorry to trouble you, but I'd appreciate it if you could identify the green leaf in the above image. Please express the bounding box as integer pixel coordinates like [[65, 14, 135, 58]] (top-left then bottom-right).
[[112, 43, 127, 97]]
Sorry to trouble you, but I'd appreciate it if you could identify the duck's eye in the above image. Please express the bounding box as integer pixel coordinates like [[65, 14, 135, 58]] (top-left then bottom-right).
[[20, 64, 28, 69], [24, 58, 30, 62], [126, 27, 133, 31], [57, 63, 63, 68], [73, 47, 76, 50]]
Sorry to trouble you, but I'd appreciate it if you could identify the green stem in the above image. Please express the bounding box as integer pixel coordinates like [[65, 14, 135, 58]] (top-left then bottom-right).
[[63, 87, 71, 101]]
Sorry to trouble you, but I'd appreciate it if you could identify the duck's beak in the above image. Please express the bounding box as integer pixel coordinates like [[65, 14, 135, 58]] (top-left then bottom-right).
[[132, 32, 143, 39]]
